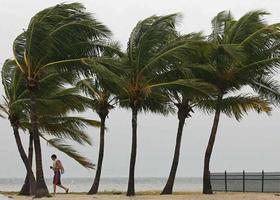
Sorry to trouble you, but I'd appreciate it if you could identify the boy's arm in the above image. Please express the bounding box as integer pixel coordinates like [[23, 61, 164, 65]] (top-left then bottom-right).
[[57, 160, 64, 174]]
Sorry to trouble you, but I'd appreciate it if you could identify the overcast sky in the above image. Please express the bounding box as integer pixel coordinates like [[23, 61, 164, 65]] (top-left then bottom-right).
[[1, 0, 280, 180]]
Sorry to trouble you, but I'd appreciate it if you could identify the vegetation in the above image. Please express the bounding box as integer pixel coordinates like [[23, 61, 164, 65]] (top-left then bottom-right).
[[1, 2, 280, 198], [195, 10, 280, 194]]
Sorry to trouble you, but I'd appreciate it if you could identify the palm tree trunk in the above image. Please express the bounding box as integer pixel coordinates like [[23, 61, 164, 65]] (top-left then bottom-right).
[[19, 133, 35, 196], [161, 114, 186, 195], [203, 95, 222, 194], [88, 115, 106, 194], [30, 89, 49, 197], [12, 127, 36, 195], [127, 108, 138, 196]]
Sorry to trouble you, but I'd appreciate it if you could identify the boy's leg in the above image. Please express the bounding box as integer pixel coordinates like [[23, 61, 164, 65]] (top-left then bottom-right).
[[53, 184, 57, 195], [58, 185, 69, 193]]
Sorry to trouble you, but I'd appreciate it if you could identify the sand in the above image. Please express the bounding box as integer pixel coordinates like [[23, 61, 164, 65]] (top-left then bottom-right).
[[5, 193, 280, 200]]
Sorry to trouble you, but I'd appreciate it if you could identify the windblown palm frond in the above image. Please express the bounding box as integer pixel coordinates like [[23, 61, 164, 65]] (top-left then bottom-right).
[[198, 94, 271, 120], [250, 75, 280, 105], [44, 137, 95, 169], [209, 10, 234, 42], [13, 2, 112, 82], [38, 116, 100, 145]]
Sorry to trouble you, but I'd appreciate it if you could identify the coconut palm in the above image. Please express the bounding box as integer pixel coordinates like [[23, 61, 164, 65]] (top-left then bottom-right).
[[12, 2, 111, 197], [1, 59, 36, 195], [19, 133, 34, 195], [1, 59, 99, 195], [192, 10, 280, 194], [160, 33, 218, 194], [76, 78, 116, 194], [75, 41, 122, 194]]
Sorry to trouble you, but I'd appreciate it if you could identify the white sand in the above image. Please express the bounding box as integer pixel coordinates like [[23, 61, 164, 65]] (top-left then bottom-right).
[[6, 193, 280, 200]]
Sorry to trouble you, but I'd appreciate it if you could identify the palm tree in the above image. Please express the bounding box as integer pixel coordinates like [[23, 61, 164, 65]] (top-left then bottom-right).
[[76, 41, 122, 194], [12, 3, 111, 197], [1, 59, 98, 195], [83, 14, 219, 196], [1, 59, 36, 195], [76, 78, 116, 194], [19, 133, 34, 195], [161, 33, 217, 194], [193, 10, 280, 194]]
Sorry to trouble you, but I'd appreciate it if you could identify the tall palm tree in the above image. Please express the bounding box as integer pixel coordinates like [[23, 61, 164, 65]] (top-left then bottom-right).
[[77, 78, 116, 194], [161, 33, 217, 194], [76, 42, 122, 194], [83, 14, 220, 196], [12, 3, 111, 197], [193, 10, 280, 194]]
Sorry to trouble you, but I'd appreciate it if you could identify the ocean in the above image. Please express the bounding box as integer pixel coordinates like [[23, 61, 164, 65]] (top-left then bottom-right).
[[0, 177, 202, 192]]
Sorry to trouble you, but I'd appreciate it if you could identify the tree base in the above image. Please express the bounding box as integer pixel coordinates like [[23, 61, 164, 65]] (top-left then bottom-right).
[[203, 188, 213, 194], [161, 185, 173, 195], [19, 183, 30, 196], [126, 187, 135, 196], [88, 185, 98, 195], [126, 192, 135, 196], [34, 186, 49, 198]]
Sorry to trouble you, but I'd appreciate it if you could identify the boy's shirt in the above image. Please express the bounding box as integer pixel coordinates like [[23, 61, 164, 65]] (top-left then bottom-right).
[[53, 159, 63, 172]]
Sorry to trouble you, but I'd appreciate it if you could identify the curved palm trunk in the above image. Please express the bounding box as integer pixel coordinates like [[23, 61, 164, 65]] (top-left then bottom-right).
[[88, 115, 106, 194], [30, 89, 49, 197], [127, 108, 138, 196], [13, 127, 36, 195], [203, 96, 222, 194], [161, 113, 186, 195], [19, 133, 35, 195]]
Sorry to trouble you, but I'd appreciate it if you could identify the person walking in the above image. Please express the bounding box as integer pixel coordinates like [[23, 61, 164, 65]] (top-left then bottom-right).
[[50, 154, 69, 195]]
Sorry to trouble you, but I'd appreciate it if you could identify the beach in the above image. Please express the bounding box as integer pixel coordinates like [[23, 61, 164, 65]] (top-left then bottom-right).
[[4, 193, 280, 200]]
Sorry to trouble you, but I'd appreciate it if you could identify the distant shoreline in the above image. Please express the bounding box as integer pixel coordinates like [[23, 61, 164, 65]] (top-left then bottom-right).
[[0, 177, 203, 193]]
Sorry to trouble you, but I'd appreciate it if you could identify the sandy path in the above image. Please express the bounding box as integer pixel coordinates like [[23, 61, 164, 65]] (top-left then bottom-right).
[[7, 193, 280, 200]]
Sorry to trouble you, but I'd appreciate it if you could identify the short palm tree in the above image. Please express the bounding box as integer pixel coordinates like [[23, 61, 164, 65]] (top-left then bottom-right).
[[192, 10, 280, 194], [1, 59, 36, 195], [19, 132, 34, 195], [12, 3, 111, 197]]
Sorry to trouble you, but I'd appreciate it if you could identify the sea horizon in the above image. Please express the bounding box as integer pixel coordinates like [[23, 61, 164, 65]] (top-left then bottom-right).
[[0, 177, 203, 192]]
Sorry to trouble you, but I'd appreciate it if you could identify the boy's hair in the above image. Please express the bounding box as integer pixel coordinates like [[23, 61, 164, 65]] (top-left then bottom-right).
[[51, 154, 57, 159]]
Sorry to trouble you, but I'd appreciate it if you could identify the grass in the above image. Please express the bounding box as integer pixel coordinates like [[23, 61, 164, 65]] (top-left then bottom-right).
[[0, 191, 18, 195]]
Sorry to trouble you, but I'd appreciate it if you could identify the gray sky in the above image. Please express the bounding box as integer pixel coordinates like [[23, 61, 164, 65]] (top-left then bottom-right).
[[0, 0, 280, 179]]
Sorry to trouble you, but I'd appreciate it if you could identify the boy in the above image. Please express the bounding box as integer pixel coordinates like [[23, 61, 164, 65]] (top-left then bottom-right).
[[50, 154, 69, 195]]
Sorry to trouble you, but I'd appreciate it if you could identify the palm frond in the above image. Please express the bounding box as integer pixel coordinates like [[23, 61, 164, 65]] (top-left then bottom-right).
[[251, 75, 280, 105], [44, 137, 95, 169], [209, 10, 233, 42], [150, 79, 217, 98], [198, 94, 271, 120]]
